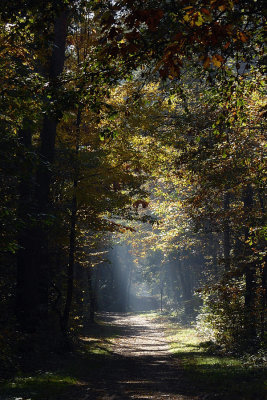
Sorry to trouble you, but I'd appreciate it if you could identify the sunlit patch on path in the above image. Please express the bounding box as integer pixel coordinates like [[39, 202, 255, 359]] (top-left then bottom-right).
[[79, 312, 200, 400], [2, 313, 263, 399], [109, 313, 170, 357]]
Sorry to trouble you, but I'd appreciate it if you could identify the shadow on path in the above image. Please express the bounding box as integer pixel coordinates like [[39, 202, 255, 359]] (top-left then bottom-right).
[[63, 313, 212, 399], [2, 313, 265, 400]]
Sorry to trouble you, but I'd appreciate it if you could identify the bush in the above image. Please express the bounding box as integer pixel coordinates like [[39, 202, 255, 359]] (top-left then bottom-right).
[[196, 278, 248, 352]]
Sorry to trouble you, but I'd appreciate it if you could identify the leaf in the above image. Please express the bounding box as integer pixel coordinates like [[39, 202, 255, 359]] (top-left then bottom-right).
[[195, 13, 204, 26], [183, 14, 190, 22], [212, 54, 224, 67], [203, 56, 211, 69], [239, 32, 248, 43], [201, 8, 210, 15]]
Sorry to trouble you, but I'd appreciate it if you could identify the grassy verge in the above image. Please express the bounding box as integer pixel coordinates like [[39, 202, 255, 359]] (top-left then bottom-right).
[[166, 322, 267, 400], [0, 319, 117, 400], [0, 372, 80, 399]]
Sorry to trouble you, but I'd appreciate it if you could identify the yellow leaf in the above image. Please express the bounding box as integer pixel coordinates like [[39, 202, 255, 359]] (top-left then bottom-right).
[[183, 14, 190, 22], [195, 14, 204, 26], [212, 55, 221, 67], [212, 54, 224, 67]]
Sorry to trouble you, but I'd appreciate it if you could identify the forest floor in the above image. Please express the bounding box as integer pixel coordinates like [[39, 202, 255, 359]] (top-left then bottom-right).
[[0, 312, 266, 400]]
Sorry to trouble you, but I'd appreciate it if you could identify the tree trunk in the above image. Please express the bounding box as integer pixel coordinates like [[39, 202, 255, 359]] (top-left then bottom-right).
[[16, 9, 69, 331], [160, 286, 163, 312], [258, 188, 266, 340], [223, 191, 231, 271], [61, 182, 77, 333], [177, 257, 193, 315], [261, 259, 267, 340], [37, 9, 69, 323], [169, 261, 181, 306], [209, 231, 218, 277], [61, 107, 81, 333], [126, 264, 133, 311], [88, 267, 96, 323], [243, 184, 257, 344], [16, 120, 39, 331]]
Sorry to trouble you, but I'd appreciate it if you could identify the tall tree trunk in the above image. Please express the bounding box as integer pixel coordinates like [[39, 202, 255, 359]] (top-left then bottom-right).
[[169, 261, 181, 306], [87, 267, 96, 323], [16, 120, 38, 331], [261, 259, 267, 341], [36, 8, 69, 323], [258, 188, 266, 340], [176, 257, 193, 315], [61, 181, 77, 333], [209, 231, 218, 277], [243, 184, 257, 344], [160, 286, 163, 312], [126, 264, 133, 311], [62, 107, 81, 333], [16, 9, 69, 331], [223, 191, 231, 271]]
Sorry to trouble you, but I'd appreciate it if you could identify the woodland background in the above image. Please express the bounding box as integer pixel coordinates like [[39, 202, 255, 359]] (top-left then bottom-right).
[[0, 0, 266, 380]]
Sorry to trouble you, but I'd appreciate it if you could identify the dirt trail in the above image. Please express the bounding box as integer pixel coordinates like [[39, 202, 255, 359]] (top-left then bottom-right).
[[110, 313, 170, 357], [79, 313, 201, 400]]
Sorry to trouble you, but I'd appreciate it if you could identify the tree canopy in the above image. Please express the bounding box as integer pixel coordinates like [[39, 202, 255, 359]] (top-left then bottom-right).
[[0, 0, 266, 379]]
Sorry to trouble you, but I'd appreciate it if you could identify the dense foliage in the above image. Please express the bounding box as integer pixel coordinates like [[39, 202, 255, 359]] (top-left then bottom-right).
[[0, 0, 265, 378]]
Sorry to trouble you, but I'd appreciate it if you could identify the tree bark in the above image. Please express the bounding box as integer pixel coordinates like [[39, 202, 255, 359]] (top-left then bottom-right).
[[160, 286, 163, 312], [36, 9, 69, 322], [258, 188, 266, 340], [61, 107, 81, 333], [223, 191, 231, 271], [243, 184, 257, 344], [61, 181, 77, 333], [177, 257, 193, 314], [209, 231, 218, 277], [260, 260, 267, 340], [16, 9, 69, 331], [126, 264, 133, 311], [169, 261, 181, 306], [87, 267, 96, 323], [16, 120, 39, 331]]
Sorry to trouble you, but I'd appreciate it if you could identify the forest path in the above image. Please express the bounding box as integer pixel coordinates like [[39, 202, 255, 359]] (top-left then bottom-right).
[[77, 312, 201, 400]]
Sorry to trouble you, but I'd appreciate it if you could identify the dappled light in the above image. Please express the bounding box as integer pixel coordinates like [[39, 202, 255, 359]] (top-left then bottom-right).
[[0, 1, 266, 399]]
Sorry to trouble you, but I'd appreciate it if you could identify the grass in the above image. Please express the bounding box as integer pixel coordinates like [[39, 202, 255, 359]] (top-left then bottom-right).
[[130, 311, 159, 318], [0, 319, 117, 400], [0, 372, 80, 399], [166, 323, 267, 400], [1, 313, 266, 400]]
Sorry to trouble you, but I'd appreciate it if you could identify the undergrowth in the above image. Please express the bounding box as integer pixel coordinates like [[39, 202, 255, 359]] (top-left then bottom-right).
[[165, 319, 267, 400], [0, 318, 116, 400]]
